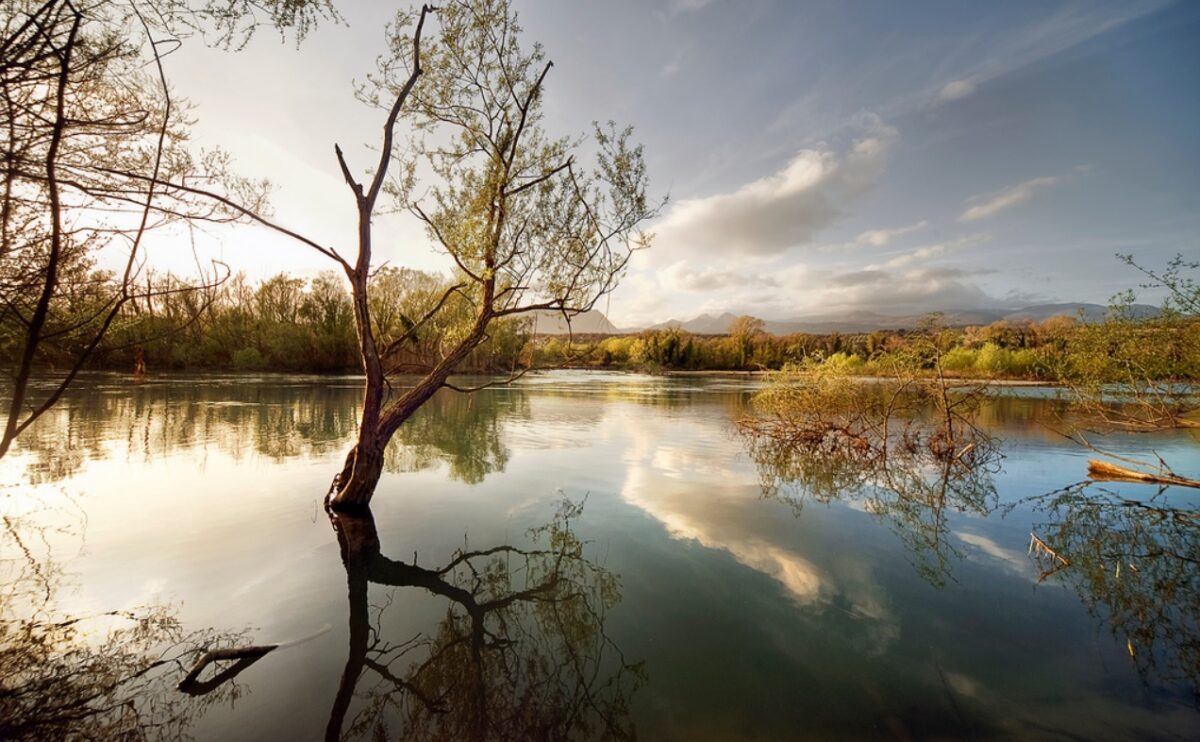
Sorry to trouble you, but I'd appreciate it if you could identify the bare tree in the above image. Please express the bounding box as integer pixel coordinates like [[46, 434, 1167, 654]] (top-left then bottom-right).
[[320, 0, 657, 507], [139, 0, 657, 507]]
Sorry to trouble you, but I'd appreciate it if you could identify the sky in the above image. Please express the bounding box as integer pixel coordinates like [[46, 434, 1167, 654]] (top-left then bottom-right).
[[150, 0, 1200, 328]]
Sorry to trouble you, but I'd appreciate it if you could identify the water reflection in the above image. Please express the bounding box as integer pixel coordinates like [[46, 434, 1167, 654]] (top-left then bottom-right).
[[740, 382, 1002, 586], [9, 372, 753, 486], [739, 376, 1200, 702], [325, 502, 640, 741], [1028, 481, 1200, 700], [386, 391, 528, 484], [7, 373, 1199, 737], [9, 376, 536, 485], [0, 495, 247, 740]]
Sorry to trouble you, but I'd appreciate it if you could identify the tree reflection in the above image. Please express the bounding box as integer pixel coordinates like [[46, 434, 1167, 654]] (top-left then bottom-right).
[[739, 365, 1001, 586], [1027, 482, 1199, 700], [0, 498, 248, 739], [10, 377, 531, 485], [325, 503, 640, 741], [384, 390, 529, 484]]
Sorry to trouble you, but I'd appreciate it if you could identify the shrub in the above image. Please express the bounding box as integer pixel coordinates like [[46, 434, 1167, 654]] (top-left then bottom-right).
[[941, 347, 978, 373], [232, 347, 265, 370]]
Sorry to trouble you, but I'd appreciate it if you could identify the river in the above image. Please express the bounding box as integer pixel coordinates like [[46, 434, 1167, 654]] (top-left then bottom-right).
[[2, 371, 1197, 739]]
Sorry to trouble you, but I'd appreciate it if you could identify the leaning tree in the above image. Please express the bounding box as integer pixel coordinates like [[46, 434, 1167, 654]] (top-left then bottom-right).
[[326, 0, 657, 506], [154, 0, 657, 507]]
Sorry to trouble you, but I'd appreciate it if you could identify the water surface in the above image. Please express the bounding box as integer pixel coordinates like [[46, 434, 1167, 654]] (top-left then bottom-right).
[[2, 371, 1198, 740]]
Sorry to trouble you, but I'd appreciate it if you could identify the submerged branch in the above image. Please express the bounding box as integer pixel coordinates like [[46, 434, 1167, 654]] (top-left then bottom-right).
[[1087, 460, 1200, 490]]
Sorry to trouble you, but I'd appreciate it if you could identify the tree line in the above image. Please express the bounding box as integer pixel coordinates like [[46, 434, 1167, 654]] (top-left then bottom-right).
[[4, 262, 1196, 386], [537, 310, 1199, 383], [0, 265, 531, 373]]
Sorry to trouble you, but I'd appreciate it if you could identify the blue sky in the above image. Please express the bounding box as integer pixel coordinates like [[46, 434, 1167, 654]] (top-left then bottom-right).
[[160, 0, 1200, 326]]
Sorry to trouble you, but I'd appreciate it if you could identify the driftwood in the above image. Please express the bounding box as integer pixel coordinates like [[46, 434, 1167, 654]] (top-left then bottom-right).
[[1087, 460, 1200, 489], [177, 645, 277, 695], [178, 624, 331, 694]]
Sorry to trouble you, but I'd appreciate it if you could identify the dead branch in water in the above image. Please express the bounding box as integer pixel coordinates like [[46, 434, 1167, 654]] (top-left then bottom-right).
[[178, 624, 331, 693], [1087, 460, 1200, 489], [177, 645, 276, 695], [1029, 532, 1070, 583]]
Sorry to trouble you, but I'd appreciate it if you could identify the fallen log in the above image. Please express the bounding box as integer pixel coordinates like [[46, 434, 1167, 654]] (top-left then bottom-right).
[[178, 624, 331, 693], [1087, 459, 1200, 489]]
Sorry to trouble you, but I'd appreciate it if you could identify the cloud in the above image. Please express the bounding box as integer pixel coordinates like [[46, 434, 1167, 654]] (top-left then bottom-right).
[[831, 269, 888, 287], [668, 0, 718, 15], [652, 115, 898, 257], [804, 234, 998, 311], [664, 262, 780, 292], [871, 232, 990, 270], [959, 175, 1064, 222], [816, 266, 1000, 314], [937, 78, 977, 102], [955, 531, 1036, 579], [853, 220, 928, 248], [920, 3, 1170, 112], [660, 56, 682, 78], [613, 229, 1008, 324]]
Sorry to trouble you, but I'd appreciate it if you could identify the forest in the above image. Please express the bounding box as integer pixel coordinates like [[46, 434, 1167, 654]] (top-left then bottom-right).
[[3, 263, 1196, 384]]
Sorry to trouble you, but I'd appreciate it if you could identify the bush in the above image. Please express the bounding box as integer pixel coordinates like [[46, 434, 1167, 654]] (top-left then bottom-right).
[[821, 352, 864, 372], [232, 347, 266, 370], [941, 347, 977, 372]]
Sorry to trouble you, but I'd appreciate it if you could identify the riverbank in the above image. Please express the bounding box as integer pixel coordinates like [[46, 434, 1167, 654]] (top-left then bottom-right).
[[661, 368, 1060, 386]]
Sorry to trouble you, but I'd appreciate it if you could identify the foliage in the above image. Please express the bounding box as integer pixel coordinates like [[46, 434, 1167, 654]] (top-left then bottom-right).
[[1052, 256, 1200, 430], [737, 350, 1002, 586], [1026, 255, 1200, 699], [1052, 317, 1200, 429], [1028, 482, 1200, 700]]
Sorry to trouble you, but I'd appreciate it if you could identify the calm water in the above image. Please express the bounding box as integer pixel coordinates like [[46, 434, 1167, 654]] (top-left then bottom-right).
[[2, 371, 1198, 740]]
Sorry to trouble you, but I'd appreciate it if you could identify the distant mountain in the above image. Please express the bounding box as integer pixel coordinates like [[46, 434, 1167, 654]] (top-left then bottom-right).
[[640, 303, 1162, 336], [647, 309, 1006, 335], [526, 309, 619, 334], [648, 312, 740, 334], [1000, 303, 1159, 322], [527, 302, 1162, 336]]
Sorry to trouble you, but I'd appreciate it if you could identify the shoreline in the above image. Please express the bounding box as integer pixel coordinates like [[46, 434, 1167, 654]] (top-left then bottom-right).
[[660, 369, 1060, 386], [34, 366, 1065, 388]]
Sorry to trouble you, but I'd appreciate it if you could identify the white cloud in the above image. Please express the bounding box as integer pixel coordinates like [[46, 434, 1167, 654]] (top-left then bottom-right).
[[870, 232, 990, 270], [612, 229, 1009, 325], [668, 0, 719, 16], [937, 78, 977, 103], [921, 3, 1170, 112], [652, 116, 898, 257], [853, 220, 928, 248], [812, 266, 999, 314], [664, 261, 779, 292], [959, 175, 1064, 222]]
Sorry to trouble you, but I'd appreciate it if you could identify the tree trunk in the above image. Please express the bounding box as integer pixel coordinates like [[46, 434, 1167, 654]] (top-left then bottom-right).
[[327, 305, 494, 511], [331, 441, 386, 509], [325, 508, 376, 741]]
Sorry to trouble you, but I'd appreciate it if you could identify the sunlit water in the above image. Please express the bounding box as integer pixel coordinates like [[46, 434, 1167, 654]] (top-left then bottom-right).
[[2, 371, 1198, 739]]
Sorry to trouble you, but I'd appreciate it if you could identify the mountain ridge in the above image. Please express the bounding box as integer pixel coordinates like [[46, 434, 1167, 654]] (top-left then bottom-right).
[[531, 303, 1162, 335]]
